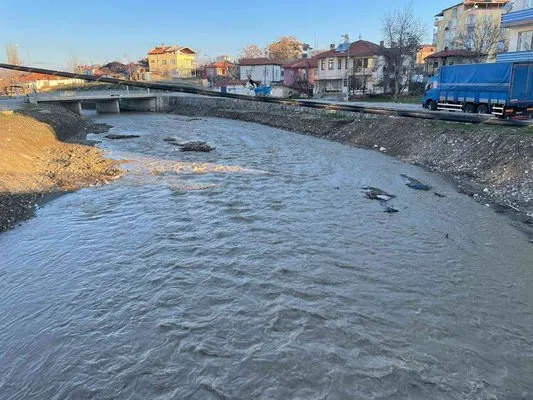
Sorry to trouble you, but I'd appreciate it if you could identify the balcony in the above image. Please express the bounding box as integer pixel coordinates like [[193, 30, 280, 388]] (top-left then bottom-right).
[[496, 50, 533, 62], [501, 7, 533, 27]]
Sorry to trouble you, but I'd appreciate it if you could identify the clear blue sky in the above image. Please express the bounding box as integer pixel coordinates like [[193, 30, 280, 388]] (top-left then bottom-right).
[[1, 0, 453, 69]]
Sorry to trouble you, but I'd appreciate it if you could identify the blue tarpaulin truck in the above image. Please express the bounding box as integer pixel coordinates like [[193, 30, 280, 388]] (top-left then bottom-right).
[[422, 62, 533, 117]]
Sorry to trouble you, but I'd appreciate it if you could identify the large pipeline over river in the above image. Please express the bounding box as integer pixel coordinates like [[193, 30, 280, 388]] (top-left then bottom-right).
[[1, 63, 530, 127]]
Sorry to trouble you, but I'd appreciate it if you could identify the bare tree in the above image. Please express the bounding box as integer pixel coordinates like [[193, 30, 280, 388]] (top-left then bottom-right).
[[238, 44, 265, 59], [381, 6, 424, 98], [455, 17, 506, 60], [267, 36, 304, 62], [5, 43, 20, 65], [66, 54, 80, 72]]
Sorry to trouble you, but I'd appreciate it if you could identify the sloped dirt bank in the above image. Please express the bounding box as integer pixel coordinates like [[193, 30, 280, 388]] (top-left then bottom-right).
[[0, 105, 121, 232]]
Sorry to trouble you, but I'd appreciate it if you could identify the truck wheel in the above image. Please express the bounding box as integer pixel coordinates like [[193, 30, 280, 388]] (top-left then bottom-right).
[[477, 104, 489, 114], [464, 104, 476, 113], [426, 100, 437, 111]]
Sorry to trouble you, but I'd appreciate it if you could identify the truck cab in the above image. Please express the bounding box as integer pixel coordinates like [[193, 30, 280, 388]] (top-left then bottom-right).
[[421, 76, 439, 110]]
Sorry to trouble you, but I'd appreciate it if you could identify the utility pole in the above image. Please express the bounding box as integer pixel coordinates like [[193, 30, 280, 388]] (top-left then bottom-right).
[[342, 34, 350, 100]]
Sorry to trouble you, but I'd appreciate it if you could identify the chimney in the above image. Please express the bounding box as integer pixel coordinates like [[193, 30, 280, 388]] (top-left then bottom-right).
[[380, 40, 384, 47], [330, 43, 336, 50]]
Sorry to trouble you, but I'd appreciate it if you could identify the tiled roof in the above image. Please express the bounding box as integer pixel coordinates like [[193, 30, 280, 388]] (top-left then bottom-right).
[[283, 58, 318, 69], [238, 58, 282, 66], [18, 73, 63, 82], [148, 46, 170, 55], [206, 61, 235, 68], [214, 79, 247, 87], [425, 49, 484, 59], [148, 45, 196, 55], [316, 40, 382, 59]]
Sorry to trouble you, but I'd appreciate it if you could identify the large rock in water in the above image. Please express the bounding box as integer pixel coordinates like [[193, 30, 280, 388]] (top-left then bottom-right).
[[170, 141, 215, 152], [400, 174, 432, 190], [362, 186, 395, 201]]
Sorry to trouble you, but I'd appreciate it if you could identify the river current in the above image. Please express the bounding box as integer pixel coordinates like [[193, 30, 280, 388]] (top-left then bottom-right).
[[1, 113, 532, 399]]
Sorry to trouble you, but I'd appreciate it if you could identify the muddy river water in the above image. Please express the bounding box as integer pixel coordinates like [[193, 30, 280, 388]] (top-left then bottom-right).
[[1, 113, 532, 399]]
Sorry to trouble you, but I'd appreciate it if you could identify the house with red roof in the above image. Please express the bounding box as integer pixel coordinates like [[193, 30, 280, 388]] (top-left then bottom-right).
[[315, 40, 387, 97], [205, 60, 237, 78], [147, 45, 197, 79], [424, 49, 485, 75], [283, 57, 319, 88]]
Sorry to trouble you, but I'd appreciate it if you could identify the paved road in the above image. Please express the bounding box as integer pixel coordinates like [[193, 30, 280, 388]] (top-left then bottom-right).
[[300, 98, 423, 112]]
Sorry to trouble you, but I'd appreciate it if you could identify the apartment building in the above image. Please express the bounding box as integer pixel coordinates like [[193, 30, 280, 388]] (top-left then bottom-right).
[[497, 0, 533, 61], [434, 0, 509, 60], [147, 45, 197, 78]]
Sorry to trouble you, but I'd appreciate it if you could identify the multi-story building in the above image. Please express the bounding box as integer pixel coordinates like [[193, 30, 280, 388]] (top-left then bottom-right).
[[497, 0, 533, 62], [434, 0, 509, 60], [147, 45, 197, 78], [314, 40, 386, 96], [416, 44, 437, 64], [238, 58, 282, 85]]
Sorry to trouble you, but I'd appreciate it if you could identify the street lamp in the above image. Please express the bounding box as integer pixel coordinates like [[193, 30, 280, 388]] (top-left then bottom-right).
[[15, 44, 30, 66]]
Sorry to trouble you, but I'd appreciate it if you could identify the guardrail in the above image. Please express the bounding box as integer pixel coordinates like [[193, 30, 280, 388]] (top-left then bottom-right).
[[1, 63, 531, 127]]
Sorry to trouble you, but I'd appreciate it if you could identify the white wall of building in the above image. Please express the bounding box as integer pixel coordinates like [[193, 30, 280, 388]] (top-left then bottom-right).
[[238, 64, 281, 85]]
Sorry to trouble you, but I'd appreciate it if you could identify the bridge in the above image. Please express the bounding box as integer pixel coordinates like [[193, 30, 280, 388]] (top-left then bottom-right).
[[34, 92, 158, 115], [0, 63, 531, 127]]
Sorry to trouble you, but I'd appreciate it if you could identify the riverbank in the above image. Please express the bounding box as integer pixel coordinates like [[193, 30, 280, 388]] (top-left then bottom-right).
[[165, 96, 533, 228], [0, 105, 121, 232]]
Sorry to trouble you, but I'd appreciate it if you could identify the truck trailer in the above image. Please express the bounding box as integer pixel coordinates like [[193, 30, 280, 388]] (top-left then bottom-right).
[[422, 62, 533, 117]]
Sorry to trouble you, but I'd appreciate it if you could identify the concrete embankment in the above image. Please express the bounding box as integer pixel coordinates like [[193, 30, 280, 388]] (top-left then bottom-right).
[[0, 105, 122, 232], [163, 95, 533, 222]]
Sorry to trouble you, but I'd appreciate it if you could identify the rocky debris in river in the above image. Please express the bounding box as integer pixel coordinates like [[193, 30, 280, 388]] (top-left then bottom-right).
[[169, 141, 215, 152], [384, 206, 399, 213], [163, 136, 180, 142], [362, 186, 395, 201], [400, 174, 432, 190], [434, 192, 447, 198], [105, 134, 140, 140]]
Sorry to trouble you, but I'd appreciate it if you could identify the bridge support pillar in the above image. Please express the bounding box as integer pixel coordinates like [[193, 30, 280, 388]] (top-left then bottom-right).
[[96, 99, 120, 114], [119, 98, 156, 112], [57, 101, 82, 115]]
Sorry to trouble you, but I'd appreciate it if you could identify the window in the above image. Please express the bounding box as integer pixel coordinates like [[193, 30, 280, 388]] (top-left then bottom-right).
[[338, 59, 342, 69], [328, 59, 334, 70], [171, 59, 176, 65], [451, 7, 457, 18], [150, 59, 155, 63], [162, 60, 167, 65], [345, 59, 348, 69], [321, 60, 325, 70], [517, 30, 533, 51], [343, 78, 348, 87]]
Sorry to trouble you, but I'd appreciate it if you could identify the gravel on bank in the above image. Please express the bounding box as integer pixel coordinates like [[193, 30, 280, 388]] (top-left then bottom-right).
[[0, 105, 120, 232]]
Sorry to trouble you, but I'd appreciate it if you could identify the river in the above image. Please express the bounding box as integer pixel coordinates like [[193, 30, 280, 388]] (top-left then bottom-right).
[[1, 113, 532, 399]]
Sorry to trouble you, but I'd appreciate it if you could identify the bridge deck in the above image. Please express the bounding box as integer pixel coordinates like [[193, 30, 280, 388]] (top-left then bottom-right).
[[36, 93, 157, 103]]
